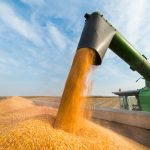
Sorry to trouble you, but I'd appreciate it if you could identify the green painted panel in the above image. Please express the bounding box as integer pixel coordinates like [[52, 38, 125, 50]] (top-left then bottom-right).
[[146, 80, 150, 88], [139, 88, 150, 112]]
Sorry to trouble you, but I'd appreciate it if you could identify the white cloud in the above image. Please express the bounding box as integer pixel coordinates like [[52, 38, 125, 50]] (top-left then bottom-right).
[[124, 0, 148, 43], [0, 55, 18, 66], [47, 23, 67, 50], [0, 2, 43, 46], [21, 0, 44, 6], [0, 0, 149, 96]]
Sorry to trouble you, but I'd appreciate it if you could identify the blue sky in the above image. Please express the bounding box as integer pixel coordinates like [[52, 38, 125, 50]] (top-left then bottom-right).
[[0, 0, 150, 96]]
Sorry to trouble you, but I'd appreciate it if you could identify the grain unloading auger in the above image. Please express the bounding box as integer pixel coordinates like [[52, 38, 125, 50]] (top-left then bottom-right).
[[77, 12, 150, 112]]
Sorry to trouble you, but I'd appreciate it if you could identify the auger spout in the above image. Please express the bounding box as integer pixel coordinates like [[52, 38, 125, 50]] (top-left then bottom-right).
[[77, 12, 150, 81]]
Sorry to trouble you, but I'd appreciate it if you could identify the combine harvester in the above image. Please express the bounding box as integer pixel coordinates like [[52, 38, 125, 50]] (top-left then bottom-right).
[[77, 12, 150, 130]]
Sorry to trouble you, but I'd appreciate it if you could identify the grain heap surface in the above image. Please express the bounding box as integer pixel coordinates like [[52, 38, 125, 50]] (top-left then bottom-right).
[[0, 96, 33, 114], [0, 96, 57, 136], [0, 97, 148, 150]]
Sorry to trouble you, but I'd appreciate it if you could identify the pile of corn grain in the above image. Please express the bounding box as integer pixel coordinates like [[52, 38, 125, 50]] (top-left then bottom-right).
[[0, 97, 147, 150]]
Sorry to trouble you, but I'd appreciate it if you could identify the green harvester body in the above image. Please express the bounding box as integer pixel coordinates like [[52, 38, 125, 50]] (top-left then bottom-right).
[[139, 80, 150, 111]]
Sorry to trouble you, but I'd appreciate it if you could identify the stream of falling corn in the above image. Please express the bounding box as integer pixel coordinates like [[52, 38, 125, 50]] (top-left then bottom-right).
[[54, 48, 95, 133]]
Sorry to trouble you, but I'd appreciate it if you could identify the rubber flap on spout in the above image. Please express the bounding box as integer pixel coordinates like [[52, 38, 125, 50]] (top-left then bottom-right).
[[77, 12, 116, 65]]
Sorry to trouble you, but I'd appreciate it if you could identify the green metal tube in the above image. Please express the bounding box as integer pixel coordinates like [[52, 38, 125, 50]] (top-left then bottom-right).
[[109, 32, 150, 81]]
